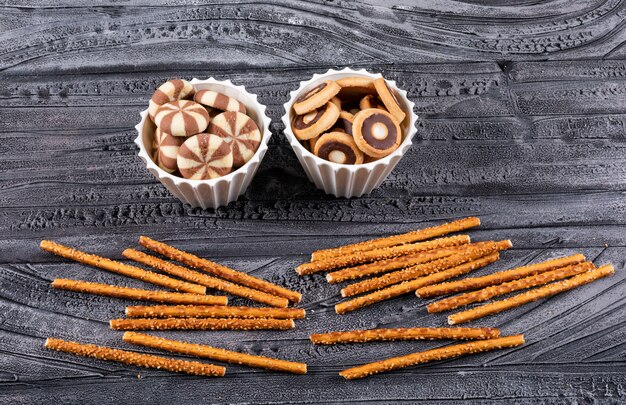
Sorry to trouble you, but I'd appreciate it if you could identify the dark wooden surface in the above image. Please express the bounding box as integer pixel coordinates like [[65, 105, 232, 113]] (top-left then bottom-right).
[[1, 1, 626, 403]]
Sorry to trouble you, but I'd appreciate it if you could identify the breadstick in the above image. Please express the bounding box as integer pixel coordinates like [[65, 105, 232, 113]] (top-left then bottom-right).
[[312, 217, 480, 261], [40, 240, 205, 295], [335, 253, 498, 314], [448, 264, 614, 325], [110, 317, 295, 331], [327, 242, 487, 284], [427, 262, 595, 313], [123, 332, 307, 374], [339, 334, 525, 379], [139, 236, 301, 303], [416, 253, 586, 299], [297, 234, 471, 275], [44, 338, 225, 377], [125, 305, 305, 319], [341, 240, 511, 297], [310, 327, 500, 344], [123, 249, 289, 308], [52, 279, 227, 306]]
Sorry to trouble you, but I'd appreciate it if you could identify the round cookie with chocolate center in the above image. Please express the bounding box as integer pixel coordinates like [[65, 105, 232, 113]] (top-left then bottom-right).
[[293, 80, 341, 115], [314, 132, 364, 165], [177, 133, 233, 180], [373, 77, 406, 123], [152, 128, 185, 173], [154, 100, 210, 137], [194, 90, 246, 114], [353, 108, 402, 158], [207, 111, 262, 168], [149, 79, 195, 120], [330, 111, 354, 135], [292, 101, 340, 140]]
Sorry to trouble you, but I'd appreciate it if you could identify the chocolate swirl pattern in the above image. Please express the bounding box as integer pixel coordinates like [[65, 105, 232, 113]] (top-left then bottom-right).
[[194, 90, 246, 114], [208, 111, 262, 168], [177, 133, 233, 180], [154, 100, 210, 137], [148, 79, 195, 120], [152, 128, 185, 173]]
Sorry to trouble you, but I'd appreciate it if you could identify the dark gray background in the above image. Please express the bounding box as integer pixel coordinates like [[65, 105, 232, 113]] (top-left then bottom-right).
[[1, 1, 626, 403]]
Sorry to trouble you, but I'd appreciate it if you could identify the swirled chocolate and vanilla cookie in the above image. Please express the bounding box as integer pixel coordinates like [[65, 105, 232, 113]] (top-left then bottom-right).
[[373, 77, 406, 123], [148, 79, 195, 120], [152, 128, 185, 173], [194, 90, 246, 114], [329, 111, 354, 135], [293, 80, 341, 115], [154, 100, 210, 137], [353, 108, 401, 158], [314, 132, 364, 165], [177, 133, 233, 180], [292, 101, 340, 140], [359, 94, 387, 111], [207, 111, 261, 168]]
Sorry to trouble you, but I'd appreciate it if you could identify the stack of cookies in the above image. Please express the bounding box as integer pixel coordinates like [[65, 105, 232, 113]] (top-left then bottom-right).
[[148, 79, 262, 180], [290, 76, 406, 165]]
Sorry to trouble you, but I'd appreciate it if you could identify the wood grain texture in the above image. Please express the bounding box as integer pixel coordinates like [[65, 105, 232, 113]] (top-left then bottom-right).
[[1, 0, 626, 403]]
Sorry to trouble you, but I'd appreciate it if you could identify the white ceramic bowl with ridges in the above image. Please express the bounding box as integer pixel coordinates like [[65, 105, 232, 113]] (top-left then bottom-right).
[[281, 68, 417, 198], [135, 78, 272, 209]]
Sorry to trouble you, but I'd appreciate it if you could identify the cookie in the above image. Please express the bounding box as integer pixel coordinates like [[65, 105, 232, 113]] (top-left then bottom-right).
[[359, 94, 387, 111], [314, 132, 364, 165], [330, 111, 354, 135], [336, 77, 376, 98], [353, 108, 402, 158], [330, 96, 342, 110], [194, 90, 246, 114], [177, 133, 233, 180], [154, 100, 210, 137], [373, 77, 406, 123], [292, 101, 340, 140], [152, 128, 185, 173], [207, 111, 262, 168], [293, 80, 341, 115], [148, 79, 195, 120]]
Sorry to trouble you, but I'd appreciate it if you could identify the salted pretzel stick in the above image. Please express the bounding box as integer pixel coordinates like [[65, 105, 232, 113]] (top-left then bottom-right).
[[125, 305, 306, 319], [448, 264, 615, 325], [416, 253, 586, 299], [312, 217, 480, 262], [110, 317, 295, 331], [297, 234, 471, 275], [341, 240, 511, 297], [310, 327, 500, 344], [123, 249, 289, 308], [335, 253, 498, 314], [52, 279, 227, 306], [339, 334, 525, 379], [123, 332, 307, 374], [139, 236, 301, 303], [44, 338, 225, 377], [327, 242, 489, 284], [40, 240, 205, 295], [428, 262, 595, 313]]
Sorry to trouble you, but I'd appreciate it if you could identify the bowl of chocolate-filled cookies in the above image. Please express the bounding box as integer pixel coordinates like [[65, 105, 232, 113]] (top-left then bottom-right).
[[135, 78, 272, 209], [281, 68, 417, 198]]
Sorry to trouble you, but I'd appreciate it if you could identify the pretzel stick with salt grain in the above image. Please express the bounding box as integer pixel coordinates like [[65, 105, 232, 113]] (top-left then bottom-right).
[[52, 279, 227, 306], [297, 234, 471, 276], [310, 327, 500, 344], [427, 262, 595, 313], [312, 217, 480, 262], [123, 249, 289, 308], [110, 317, 295, 331], [339, 334, 525, 379], [125, 305, 305, 319], [44, 338, 225, 377], [416, 254, 586, 299], [448, 264, 614, 325], [40, 240, 206, 294], [139, 236, 301, 303], [335, 253, 499, 314], [341, 240, 511, 297], [327, 242, 489, 284], [123, 332, 307, 374]]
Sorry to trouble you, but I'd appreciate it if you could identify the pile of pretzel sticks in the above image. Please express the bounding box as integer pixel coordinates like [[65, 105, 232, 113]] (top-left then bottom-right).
[[40, 237, 307, 377]]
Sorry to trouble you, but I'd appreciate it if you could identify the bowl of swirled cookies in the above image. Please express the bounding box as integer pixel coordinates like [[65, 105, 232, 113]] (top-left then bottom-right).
[[135, 78, 272, 209], [282, 68, 417, 198]]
